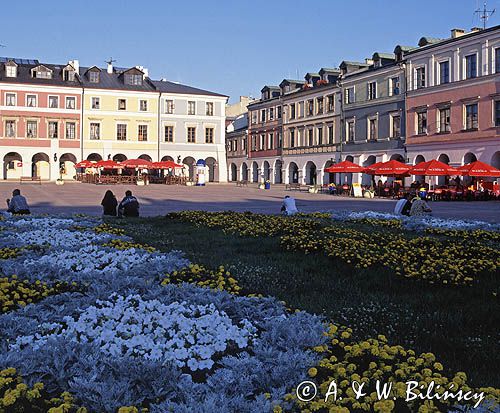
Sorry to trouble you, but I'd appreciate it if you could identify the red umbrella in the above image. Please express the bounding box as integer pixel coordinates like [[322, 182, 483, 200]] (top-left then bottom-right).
[[75, 160, 96, 168], [95, 160, 122, 169], [410, 159, 458, 176], [324, 160, 364, 173], [367, 160, 411, 176], [122, 159, 153, 169], [363, 161, 385, 174], [151, 161, 184, 169], [457, 161, 500, 177]]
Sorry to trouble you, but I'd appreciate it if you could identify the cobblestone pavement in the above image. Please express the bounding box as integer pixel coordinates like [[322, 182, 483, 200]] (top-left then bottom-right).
[[0, 182, 498, 223]]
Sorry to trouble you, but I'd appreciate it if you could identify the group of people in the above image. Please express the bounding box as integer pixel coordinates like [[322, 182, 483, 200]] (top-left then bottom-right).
[[394, 193, 432, 217], [3, 188, 140, 218]]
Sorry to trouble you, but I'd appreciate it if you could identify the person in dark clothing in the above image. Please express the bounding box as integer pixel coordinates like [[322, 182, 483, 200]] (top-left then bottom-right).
[[118, 190, 140, 217], [6, 189, 30, 215], [101, 190, 118, 217]]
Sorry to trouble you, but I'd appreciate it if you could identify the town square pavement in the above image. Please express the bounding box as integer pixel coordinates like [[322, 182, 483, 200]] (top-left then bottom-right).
[[0, 182, 498, 223]]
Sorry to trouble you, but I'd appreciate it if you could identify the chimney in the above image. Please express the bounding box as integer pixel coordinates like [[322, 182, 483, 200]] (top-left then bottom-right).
[[365, 58, 374, 65], [107, 62, 113, 74], [451, 28, 465, 38], [69, 59, 79, 73], [470, 27, 482, 33], [136, 65, 149, 78]]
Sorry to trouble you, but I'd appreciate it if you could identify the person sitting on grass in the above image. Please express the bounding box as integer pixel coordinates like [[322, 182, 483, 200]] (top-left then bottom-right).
[[6, 189, 30, 215], [101, 190, 118, 217], [409, 194, 432, 217], [394, 193, 412, 216], [281, 195, 298, 216], [118, 190, 140, 218]]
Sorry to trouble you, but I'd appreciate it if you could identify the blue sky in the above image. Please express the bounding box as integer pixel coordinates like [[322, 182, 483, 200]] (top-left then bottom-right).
[[1, 0, 498, 102]]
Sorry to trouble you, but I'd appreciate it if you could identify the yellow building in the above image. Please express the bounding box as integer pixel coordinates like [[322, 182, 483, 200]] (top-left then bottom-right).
[[80, 63, 159, 162]]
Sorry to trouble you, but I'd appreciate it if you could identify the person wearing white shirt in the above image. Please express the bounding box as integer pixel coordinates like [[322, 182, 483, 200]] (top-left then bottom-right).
[[281, 195, 298, 216]]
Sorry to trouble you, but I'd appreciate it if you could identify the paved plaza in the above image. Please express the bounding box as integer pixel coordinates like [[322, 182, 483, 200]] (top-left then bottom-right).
[[0, 182, 498, 223]]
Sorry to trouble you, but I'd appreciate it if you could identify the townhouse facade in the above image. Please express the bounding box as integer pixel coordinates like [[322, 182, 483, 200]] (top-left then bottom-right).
[[226, 113, 249, 181], [0, 57, 228, 182]]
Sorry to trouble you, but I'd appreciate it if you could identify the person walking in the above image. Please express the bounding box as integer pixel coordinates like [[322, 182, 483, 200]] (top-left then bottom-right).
[[118, 190, 140, 218], [6, 189, 30, 215], [101, 190, 118, 217]]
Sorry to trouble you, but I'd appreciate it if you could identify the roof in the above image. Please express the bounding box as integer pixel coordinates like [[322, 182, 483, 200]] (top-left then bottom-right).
[[79, 66, 156, 92], [305, 72, 320, 78], [373, 52, 395, 60], [340, 61, 370, 67], [152, 79, 226, 97], [319, 67, 340, 74], [418, 36, 446, 47], [261, 85, 281, 91]]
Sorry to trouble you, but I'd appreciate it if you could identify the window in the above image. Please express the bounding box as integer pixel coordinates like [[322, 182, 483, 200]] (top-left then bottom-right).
[[495, 101, 500, 126], [439, 61, 450, 84], [307, 100, 314, 116], [164, 126, 173, 142], [439, 107, 451, 132], [48, 121, 58, 138], [328, 125, 334, 144], [90, 123, 100, 140], [206, 102, 214, 116], [125, 74, 142, 85], [308, 129, 313, 146], [116, 124, 127, 141], [269, 107, 274, 120], [65, 122, 76, 139], [138, 125, 148, 141], [344, 87, 354, 104], [391, 115, 401, 138], [251, 111, 257, 124], [26, 121, 37, 138], [242, 137, 247, 151], [277, 132, 282, 148], [368, 82, 377, 100], [347, 120, 355, 141], [205, 127, 214, 143], [289, 103, 296, 119], [277, 106, 282, 119], [234, 140, 238, 151], [65, 97, 76, 109], [317, 127, 323, 145], [27, 95, 37, 107], [268, 133, 274, 149], [187, 127, 196, 143], [465, 54, 477, 79], [465, 103, 478, 130], [5, 65, 17, 78], [260, 109, 266, 122], [91, 97, 100, 109], [259, 134, 265, 150], [188, 101, 196, 115], [391, 77, 400, 95], [317, 97, 324, 114], [64, 69, 76, 82], [251, 135, 256, 150], [165, 100, 174, 114], [33, 68, 52, 79], [496, 48, 500, 74], [299, 101, 304, 117], [368, 118, 377, 140], [417, 111, 427, 134], [89, 71, 99, 83], [49, 96, 59, 108], [327, 95, 334, 112], [118, 99, 126, 110], [5, 93, 16, 106], [5, 120, 16, 137], [416, 67, 426, 89], [290, 129, 295, 147], [139, 100, 148, 111]]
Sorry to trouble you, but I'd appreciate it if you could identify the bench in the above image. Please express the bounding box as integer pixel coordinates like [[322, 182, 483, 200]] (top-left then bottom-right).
[[20, 176, 41, 184], [285, 183, 302, 191], [236, 180, 248, 187]]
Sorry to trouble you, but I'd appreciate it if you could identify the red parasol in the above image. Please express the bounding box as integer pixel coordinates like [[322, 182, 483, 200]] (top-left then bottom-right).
[[122, 159, 153, 169], [457, 161, 500, 177], [410, 159, 458, 176], [151, 160, 184, 169], [363, 161, 385, 174], [95, 160, 122, 169], [367, 160, 411, 176], [324, 160, 364, 173], [75, 160, 96, 168]]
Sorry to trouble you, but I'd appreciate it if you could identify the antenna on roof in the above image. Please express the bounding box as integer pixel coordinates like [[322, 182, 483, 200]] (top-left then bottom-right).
[[105, 57, 116, 65], [474, 2, 495, 29]]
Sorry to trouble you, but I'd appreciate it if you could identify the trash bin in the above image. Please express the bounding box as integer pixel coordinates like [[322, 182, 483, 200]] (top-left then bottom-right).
[[264, 182, 271, 190]]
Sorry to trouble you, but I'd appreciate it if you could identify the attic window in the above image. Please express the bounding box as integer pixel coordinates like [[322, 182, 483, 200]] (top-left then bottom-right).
[[89, 71, 99, 83], [63, 69, 76, 81], [5, 64, 17, 78], [125, 73, 142, 85], [32, 66, 52, 79]]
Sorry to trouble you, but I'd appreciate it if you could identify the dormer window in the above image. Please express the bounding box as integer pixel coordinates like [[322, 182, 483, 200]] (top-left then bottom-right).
[[5, 61, 17, 78], [89, 71, 100, 83], [125, 73, 142, 85], [31, 65, 53, 79], [63, 68, 76, 82]]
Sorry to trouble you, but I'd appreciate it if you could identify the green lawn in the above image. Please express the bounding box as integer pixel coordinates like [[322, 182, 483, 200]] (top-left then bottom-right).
[[111, 216, 499, 388]]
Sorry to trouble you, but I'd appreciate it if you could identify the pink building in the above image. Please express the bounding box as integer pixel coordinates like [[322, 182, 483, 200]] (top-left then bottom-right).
[[401, 25, 500, 175], [0, 58, 82, 180]]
